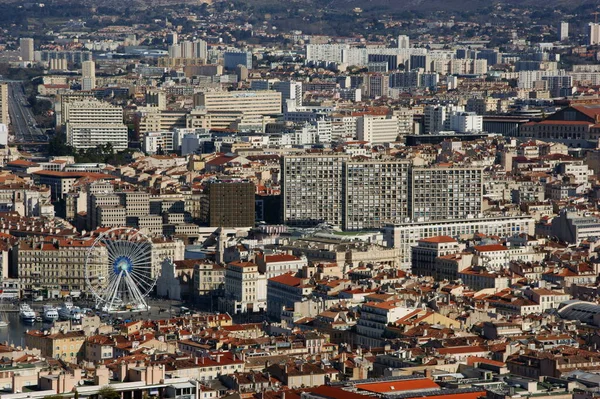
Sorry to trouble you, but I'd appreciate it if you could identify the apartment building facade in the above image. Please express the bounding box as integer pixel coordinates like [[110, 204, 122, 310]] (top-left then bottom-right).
[[343, 159, 410, 230], [64, 99, 128, 150]]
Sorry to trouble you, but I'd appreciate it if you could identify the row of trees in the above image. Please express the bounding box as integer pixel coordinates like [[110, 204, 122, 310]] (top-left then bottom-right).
[[47, 132, 134, 165]]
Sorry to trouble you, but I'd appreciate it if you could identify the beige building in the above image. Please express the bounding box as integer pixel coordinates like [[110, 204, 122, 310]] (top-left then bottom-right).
[[17, 238, 107, 297], [56, 92, 95, 127], [151, 238, 185, 279], [96, 205, 126, 227], [266, 362, 327, 388], [20, 38, 34, 62], [220, 261, 266, 314], [25, 330, 86, 363], [194, 91, 281, 115], [85, 335, 114, 362], [81, 60, 96, 91], [192, 91, 281, 130], [136, 108, 187, 134], [191, 260, 225, 299], [356, 115, 399, 143], [256, 253, 307, 278], [65, 99, 128, 150]]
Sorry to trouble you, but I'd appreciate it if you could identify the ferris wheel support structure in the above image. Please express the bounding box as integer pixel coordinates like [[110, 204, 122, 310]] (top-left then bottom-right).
[[85, 227, 157, 313]]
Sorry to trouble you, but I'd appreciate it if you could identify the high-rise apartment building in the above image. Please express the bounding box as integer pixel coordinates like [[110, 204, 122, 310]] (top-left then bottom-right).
[[167, 31, 178, 45], [343, 160, 410, 230], [202, 181, 256, 227], [168, 44, 181, 58], [410, 55, 431, 71], [145, 89, 167, 110], [363, 73, 389, 98], [409, 166, 483, 221], [137, 109, 187, 134], [56, 92, 95, 127], [180, 41, 194, 58], [272, 80, 303, 111], [559, 22, 569, 41], [589, 23, 600, 46], [195, 40, 208, 61], [167, 39, 207, 60], [356, 115, 400, 144], [423, 104, 465, 133], [65, 99, 128, 150], [282, 155, 484, 230], [281, 154, 348, 227], [542, 75, 573, 97], [223, 51, 252, 70], [81, 60, 96, 91], [0, 83, 8, 126], [449, 112, 483, 133], [393, 108, 414, 137], [194, 91, 282, 116], [20, 38, 34, 62]]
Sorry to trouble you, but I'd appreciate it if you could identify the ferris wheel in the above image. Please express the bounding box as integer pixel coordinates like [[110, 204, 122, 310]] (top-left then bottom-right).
[[85, 227, 156, 312]]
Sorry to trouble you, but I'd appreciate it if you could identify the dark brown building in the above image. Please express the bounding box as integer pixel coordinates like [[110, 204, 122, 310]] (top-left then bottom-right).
[[203, 181, 255, 227]]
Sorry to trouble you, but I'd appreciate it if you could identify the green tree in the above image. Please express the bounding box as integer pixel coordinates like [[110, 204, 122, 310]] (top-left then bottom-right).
[[47, 132, 75, 157], [98, 386, 120, 399]]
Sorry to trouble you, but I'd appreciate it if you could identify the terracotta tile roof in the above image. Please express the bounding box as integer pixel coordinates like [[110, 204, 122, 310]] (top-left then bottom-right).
[[363, 300, 401, 310], [466, 356, 506, 367], [268, 272, 303, 287], [263, 254, 302, 263], [419, 236, 457, 244], [473, 244, 508, 252]]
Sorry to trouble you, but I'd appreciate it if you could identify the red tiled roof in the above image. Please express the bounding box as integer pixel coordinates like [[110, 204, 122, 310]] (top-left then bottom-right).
[[473, 244, 507, 252], [419, 236, 456, 244], [466, 356, 506, 368], [263, 254, 301, 263], [268, 272, 303, 287], [572, 104, 600, 120], [7, 159, 39, 167]]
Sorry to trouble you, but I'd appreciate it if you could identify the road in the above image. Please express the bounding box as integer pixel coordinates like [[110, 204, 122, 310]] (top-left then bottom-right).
[[7, 82, 48, 143]]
